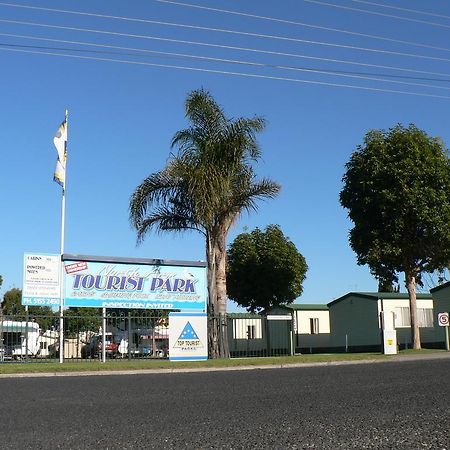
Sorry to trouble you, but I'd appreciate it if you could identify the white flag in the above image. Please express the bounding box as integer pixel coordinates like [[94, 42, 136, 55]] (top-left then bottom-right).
[[53, 119, 67, 188]]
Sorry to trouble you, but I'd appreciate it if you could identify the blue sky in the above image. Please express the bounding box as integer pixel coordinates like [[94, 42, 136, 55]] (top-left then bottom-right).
[[2, 0, 450, 309]]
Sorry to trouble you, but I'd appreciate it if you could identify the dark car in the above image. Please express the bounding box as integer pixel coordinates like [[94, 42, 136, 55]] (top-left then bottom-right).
[[81, 333, 118, 359]]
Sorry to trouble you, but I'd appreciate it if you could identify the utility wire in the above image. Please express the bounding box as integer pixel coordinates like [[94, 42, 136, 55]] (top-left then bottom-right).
[[304, 0, 450, 30], [3, 34, 450, 87], [351, 0, 450, 21], [2, 18, 450, 64], [2, 45, 450, 100], [3, 31, 450, 82], [154, 0, 450, 55]]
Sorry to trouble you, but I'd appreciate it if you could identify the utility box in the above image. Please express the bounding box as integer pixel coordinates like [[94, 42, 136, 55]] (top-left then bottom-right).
[[382, 329, 397, 355], [380, 311, 398, 355]]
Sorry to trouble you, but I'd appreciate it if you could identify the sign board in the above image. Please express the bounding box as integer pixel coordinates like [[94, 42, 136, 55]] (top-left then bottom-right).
[[22, 253, 61, 306], [438, 312, 449, 327], [63, 257, 207, 311], [169, 313, 208, 361], [267, 315, 292, 321]]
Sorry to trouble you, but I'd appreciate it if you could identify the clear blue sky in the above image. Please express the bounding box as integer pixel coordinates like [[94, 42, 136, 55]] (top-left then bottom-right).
[[2, 0, 450, 309]]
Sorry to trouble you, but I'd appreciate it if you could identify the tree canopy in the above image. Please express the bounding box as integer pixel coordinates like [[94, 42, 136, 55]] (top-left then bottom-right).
[[129, 89, 280, 357], [227, 225, 308, 312], [340, 124, 450, 348], [1, 288, 56, 329]]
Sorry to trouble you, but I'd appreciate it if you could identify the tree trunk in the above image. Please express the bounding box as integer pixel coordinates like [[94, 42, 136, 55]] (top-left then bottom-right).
[[206, 230, 230, 359], [214, 229, 230, 359], [206, 234, 219, 358], [405, 270, 421, 350]]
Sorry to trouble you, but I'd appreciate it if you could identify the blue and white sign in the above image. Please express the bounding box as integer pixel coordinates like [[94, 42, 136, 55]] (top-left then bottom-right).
[[22, 253, 61, 307], [169, 313, 208, 361], [63, 259, 207, 311]]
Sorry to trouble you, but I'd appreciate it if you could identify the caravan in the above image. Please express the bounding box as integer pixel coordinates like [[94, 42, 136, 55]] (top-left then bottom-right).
[[0, 321, 41, 359]]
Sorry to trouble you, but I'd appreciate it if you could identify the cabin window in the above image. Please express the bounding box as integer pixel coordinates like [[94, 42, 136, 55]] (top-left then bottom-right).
[[247, 325, 256, 340], [40, 342, 47, 350], [310, 318, 319, 335], [395, 307, 433, 328]]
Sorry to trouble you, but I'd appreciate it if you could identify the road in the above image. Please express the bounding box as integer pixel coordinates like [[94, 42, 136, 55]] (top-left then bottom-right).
[[1, 358, 450, 449]]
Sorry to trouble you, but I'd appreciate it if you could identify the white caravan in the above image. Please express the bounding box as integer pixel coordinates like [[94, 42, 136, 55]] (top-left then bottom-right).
[[0, 321, 41, 359]]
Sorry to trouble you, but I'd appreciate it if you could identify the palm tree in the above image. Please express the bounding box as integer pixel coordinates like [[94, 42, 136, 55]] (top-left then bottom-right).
[[129, 89, 280, 358]]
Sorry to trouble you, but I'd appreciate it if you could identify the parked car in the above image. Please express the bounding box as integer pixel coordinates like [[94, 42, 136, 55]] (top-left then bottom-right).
[[81, 333, 118, 359]]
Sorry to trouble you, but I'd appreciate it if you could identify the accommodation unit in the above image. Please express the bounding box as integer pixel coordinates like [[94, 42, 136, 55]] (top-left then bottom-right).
[[327, 292, 438, 352], [265, 304, 330, 354], [227, 304, 331, 356], [430, 281, 450, 345]]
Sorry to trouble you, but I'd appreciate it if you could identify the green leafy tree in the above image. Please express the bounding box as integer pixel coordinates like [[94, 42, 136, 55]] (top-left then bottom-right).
[[227, 225, 308, 312], [64, 308, 102, 338], [129, 89, 280, 358], [340, 124, 450, 349], [1, 288, 56, 329], [2, 288, 23, 315]]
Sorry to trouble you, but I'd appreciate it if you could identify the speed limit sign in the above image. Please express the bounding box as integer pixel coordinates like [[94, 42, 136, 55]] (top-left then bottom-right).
[[438, 312, 449, 327]]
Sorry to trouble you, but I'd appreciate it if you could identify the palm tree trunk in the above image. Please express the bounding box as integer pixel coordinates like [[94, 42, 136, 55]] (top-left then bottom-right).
[[214, 229, 230, 359], [206, 231, 230, 359], [405, 269, 421, 350]]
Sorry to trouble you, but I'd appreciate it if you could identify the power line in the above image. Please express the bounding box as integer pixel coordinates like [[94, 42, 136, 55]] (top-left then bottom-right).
[[2, 17, 450, 65], [350, 0, 450, 21], [3, 33, 450, 87], [2, 46, 450, 100], [3, 31, 450, 83], [304, 0, 450, 30], [154, 0, 450, 55]]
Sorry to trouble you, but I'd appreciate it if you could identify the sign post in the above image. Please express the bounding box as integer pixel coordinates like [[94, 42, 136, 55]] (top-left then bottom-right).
[[438, 312, 450, 351]]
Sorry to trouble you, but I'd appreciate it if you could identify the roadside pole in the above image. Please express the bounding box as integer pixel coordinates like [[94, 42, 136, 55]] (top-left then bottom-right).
[[438, 312, 450, 351], [102, 308, 106, 363], [446, 326, 449, 352]]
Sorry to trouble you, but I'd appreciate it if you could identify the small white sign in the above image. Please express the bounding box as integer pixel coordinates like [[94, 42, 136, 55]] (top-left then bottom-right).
[[438, 312, 449, 327], [267, 315, 292, 321], [169, 313, 208, 361], [22, 253, 61, 306]]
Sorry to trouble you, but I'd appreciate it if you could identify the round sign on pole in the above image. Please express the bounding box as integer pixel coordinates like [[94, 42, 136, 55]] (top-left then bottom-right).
[[438, 312, 449, 327]]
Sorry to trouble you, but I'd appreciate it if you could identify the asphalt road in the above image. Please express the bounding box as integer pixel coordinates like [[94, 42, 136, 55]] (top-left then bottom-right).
[[1, 359, 450, 449]]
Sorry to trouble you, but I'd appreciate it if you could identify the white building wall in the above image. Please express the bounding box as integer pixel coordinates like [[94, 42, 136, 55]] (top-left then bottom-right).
[[232, 318, 263, 339], [377, 299, 434, 329], [295, 310, 330, 334]]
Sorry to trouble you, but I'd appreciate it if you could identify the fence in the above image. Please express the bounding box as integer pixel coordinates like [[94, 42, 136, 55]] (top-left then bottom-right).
[[0, 311, 169, 363], [0, 311, 302, 363], [227, 315, 294, 357]]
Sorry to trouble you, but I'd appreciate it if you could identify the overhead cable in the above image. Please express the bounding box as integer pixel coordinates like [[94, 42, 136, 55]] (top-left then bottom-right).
[[2, 45, 450, 100], [2, 1, 450, 55], [3, 34, 450, 87], [351, 0, 450, 21], [2, 30, 450, 81], [154, 0, 450, 54], [304, 0, 450, 30], [2, 18, 450, 64]]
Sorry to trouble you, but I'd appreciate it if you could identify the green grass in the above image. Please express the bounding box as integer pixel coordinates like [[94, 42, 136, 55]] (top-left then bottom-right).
[[0, 349, 444, 375]]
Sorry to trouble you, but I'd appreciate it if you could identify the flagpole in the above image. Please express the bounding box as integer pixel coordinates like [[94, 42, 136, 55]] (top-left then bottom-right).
[[59, 109, 68, 364]]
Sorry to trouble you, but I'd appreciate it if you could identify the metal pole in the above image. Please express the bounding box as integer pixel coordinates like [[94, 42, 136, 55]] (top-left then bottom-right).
[[0, 308, 3, 362], [25, 306, 29, 362], [128, 312, 132, 360], [59, 109, 68, 364], [102, 308, 106, 363], [446, 326, 449, 352]]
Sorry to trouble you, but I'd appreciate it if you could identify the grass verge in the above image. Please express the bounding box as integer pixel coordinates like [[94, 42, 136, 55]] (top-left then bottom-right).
[[0, 349, 444, 375]]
